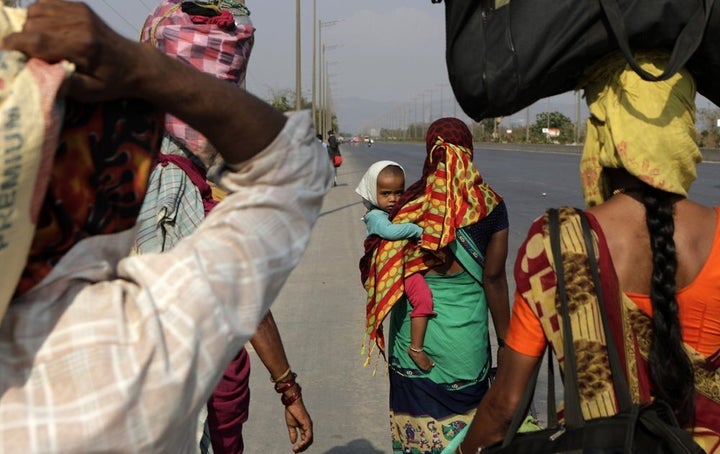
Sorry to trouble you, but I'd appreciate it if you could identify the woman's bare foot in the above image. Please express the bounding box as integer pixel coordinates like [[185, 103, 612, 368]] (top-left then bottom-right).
[[408, 347, 435, 372]]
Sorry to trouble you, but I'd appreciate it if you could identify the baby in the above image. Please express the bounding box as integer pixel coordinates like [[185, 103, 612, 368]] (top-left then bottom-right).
[[356, 160, 435, 372]]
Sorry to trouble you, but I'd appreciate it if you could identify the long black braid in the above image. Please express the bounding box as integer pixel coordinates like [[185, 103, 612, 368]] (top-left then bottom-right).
[[642, 186, 695, 425]]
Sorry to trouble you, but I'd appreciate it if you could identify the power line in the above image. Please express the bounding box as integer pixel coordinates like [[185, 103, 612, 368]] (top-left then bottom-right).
[[100, 0, 140, 34]]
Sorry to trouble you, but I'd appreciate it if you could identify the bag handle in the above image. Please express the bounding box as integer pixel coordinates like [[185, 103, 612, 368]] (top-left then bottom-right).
[[599, 0, 714, 81]]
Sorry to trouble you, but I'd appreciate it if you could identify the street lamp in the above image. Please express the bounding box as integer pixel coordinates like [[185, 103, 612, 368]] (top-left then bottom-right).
[[317, 18, 341, 133], [295, 0, 301, 111], [435, 83, 446, 118], [324, 62, 341, 134], [312, 0, 317, 123], [320, 43, 339, 135]]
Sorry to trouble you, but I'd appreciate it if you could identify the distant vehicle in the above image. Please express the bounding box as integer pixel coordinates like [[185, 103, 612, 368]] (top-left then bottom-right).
[[351, 136, 360, 144]]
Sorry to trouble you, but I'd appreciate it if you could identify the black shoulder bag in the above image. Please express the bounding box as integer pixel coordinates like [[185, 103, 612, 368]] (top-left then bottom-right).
[[434, 0, 717, 121], [483, 208, 703, 453]]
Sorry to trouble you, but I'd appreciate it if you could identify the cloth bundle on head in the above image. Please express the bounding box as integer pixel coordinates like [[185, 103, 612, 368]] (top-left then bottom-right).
[[140, 0, 255, 164], [580, 52, 702, 206], [355, 160, 405, 210], [359, 117, 502, 362]]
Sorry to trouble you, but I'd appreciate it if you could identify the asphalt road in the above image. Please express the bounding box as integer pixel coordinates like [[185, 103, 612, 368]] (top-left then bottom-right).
[[241, 141, 720, 453]]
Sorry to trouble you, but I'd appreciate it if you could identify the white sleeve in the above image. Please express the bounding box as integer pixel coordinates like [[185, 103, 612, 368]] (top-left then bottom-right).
[[0, 112, 333, 451], [120, 110, 333, 367], [116, 111, 332, 445]]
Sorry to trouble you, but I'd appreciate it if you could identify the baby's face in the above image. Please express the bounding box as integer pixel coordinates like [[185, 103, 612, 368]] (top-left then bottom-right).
[[376, 172, 405, 213]]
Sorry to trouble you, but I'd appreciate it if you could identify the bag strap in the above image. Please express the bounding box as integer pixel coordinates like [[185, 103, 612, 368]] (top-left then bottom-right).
[[578, 212, 634, 412], [553, 209, 637, 425], [599, 0, 714, 81], [499, 209, 581, 446], [548, 209, 585, 427]]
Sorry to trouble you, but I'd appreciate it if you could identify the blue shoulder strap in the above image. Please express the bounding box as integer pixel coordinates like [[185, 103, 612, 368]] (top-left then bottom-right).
[[449, 228, 485, 284]]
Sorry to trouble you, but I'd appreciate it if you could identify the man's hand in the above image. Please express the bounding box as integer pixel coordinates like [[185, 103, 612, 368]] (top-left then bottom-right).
[[3, 0, 285, 165], [284, 398, 313, 453], [2, 0, 146, 102]]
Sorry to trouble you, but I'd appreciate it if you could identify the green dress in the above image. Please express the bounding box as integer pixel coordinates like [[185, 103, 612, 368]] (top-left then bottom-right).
[[387, 229, 492, 454]]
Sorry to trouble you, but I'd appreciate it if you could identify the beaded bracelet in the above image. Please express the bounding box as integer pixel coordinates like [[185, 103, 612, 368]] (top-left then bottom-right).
[[280, 384, 302, 407], [274, 373, 298, 393]]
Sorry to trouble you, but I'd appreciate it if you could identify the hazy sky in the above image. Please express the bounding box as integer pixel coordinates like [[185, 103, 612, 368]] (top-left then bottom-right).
[[85, 0, 456, 130], [83, 0, 717, 133]]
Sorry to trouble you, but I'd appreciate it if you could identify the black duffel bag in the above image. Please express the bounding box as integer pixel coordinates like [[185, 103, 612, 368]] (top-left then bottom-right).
[[434, 0, 716, 121]]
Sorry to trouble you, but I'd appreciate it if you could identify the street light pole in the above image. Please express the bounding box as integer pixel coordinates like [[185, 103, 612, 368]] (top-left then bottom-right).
[[318, 19, 340, 135], [525, 107, 530, 142], [575, 90, 581, 144], [318, 22, 323, 134], [435, 84, 445, 118], [312, 0, 317, 125], [325, 60, 331, 134], [320, 43, 325, 135], [295, 0, 302, 111]]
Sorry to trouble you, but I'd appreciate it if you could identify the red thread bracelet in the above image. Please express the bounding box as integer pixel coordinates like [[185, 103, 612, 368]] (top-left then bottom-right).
[[281, 384, 302, 406], [274, 372, 298, 393], [275, 379, 297, 393]]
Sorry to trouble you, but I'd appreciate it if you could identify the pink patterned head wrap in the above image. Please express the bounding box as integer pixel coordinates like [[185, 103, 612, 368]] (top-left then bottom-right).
[[140, 0, 255, 163]]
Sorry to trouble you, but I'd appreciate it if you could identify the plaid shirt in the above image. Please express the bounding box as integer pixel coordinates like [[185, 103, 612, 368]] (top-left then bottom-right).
[[0, 112, 333, 452], [133, 136, 209, 255]]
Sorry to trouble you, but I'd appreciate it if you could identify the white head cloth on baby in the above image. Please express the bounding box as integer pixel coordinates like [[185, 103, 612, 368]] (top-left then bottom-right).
[[355, 160, 404, 210]]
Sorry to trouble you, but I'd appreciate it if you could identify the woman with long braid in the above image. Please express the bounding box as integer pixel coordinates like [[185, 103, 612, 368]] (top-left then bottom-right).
[[459, 53, 720, 453]]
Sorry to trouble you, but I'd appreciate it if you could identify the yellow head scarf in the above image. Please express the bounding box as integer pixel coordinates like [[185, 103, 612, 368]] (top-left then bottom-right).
[[580, 53, 701, 206]]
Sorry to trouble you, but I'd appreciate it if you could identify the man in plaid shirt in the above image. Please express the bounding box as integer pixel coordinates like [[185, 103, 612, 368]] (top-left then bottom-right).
[[0, 0, 332, 451]]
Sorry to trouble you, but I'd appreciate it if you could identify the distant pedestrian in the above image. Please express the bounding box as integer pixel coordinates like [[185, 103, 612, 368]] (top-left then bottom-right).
[[327, 130, 342, 186]]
